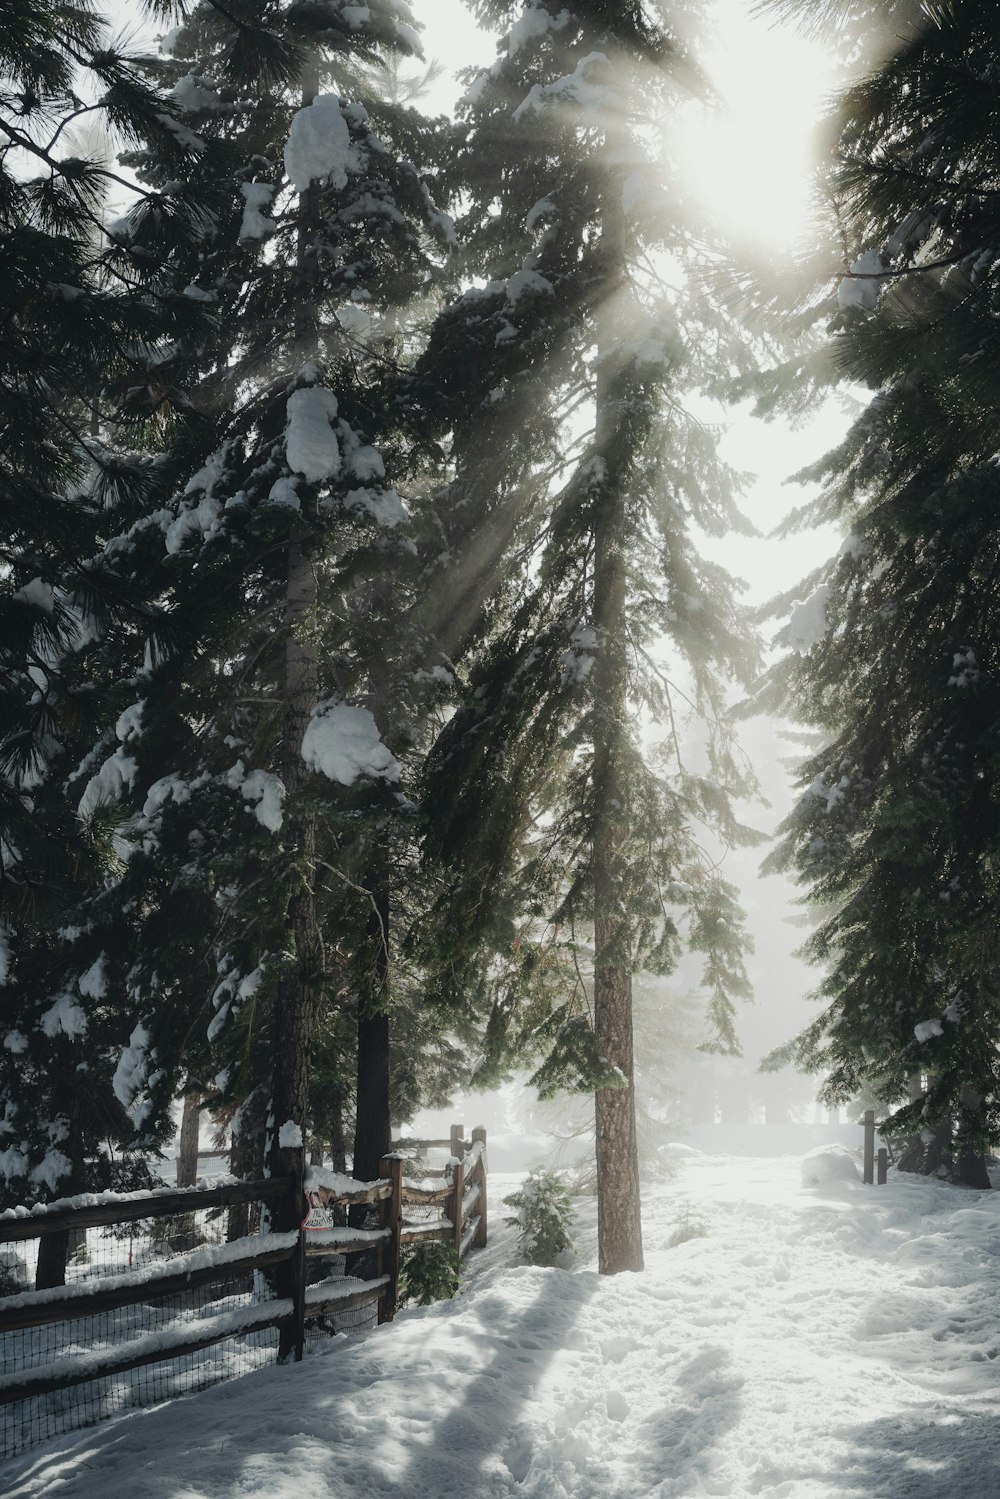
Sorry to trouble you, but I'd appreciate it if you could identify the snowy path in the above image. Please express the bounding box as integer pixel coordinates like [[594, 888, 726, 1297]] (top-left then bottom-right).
[[6, 1152, 1000, 1498]]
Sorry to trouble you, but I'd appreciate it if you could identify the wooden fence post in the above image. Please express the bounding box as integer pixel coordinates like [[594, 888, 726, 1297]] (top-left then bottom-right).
[[471, 1126, 487, 1249], [877, 1147, 888, 1185], [450, 1121, 465, 1160], [276, 1145, 306, 1362], [35, 1230, 70, 1291], [863, 1109, 875, 1185], [379, 1154, 403, 1324], [176, 1093, 202, 1187], [452, 1154, 465, 1260]]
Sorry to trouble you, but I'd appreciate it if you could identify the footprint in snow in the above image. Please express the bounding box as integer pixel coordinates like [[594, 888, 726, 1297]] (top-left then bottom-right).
[[606, 1389, 630, 1422], [502, 1434, 533, 1484]]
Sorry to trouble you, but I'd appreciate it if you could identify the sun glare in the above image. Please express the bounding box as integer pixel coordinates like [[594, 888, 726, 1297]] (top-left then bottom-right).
[[418, 0, 840, 256], [683, 0, 840, 253]]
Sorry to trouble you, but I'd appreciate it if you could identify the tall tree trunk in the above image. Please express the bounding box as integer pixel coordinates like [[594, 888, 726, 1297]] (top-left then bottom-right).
[[354, 1005, 391, 1183], [270, 544, 320, 1162], [228, 1086, 268, 1241], [921, 1120, 953, 1177], [353, 564, 394, 1201], [269, 83, 322, 1347], [330, 1096, 348, 1174], [176, 1091, 202, 1187], [269, 72, 322, 1181], [351, 839, 391, 1225], [269, 88, 322, 1357], [592, 164, 642, 1276], [954, 1084, 991, 1189]]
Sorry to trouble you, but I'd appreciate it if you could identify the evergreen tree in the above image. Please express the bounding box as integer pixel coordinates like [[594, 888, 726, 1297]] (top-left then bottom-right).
[[68, 0, 459, 1206], [411, 0, 760, 1272], [0, 0, 220, 1238], [749, 0, 1000, 1182]]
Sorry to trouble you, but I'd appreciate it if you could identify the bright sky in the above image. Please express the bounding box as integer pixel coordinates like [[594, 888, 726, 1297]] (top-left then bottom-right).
[[122, 0, 840, 283], [692, 1, 840, 254], [415, 0, 845, 582], [419, 0, 839, 254]]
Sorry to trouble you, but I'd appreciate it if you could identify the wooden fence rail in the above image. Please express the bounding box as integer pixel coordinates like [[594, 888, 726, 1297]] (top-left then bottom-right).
[[0, 1123, 487, 1431]]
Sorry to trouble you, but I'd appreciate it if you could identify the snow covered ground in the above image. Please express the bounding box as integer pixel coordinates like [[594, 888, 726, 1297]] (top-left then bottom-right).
[[6, 1149, 1000, 1498]]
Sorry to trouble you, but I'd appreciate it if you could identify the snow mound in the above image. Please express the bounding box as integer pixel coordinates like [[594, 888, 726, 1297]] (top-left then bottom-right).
[[800, 1145, 860, 1187]]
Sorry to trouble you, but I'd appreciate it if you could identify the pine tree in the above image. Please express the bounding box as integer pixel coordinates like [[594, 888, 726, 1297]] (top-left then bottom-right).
[[748, 0, 1000, 1182], [66, 0, 459, 1214], [0, 0, 221, 1236], [411, 0, 760, 1272]]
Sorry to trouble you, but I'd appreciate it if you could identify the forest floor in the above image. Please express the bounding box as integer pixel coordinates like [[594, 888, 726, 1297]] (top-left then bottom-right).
[[6, 1149, 1000, 1499]]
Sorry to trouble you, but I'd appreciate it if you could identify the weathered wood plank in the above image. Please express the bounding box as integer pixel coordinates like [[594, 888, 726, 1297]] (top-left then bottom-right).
[[460, 1216, 481, 1259], [303, 1227, 389, 1257], [0, 1178, 289, 1243], [460, 1180, 481, 1225], [471, 1127, 488, 1249], [309, 1180, 392, 1208], [304, 1278, 388, 1319], [398, 1223, 452, 1246], [451, 1157, 465, 1258], [399, 1182, 452, 1206], [0, 1244, 296, 1334]]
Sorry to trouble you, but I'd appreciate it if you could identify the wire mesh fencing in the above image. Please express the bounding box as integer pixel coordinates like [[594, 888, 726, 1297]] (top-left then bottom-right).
[[2, 1132, 488, 1462], [1, 1187, 289, 1462]]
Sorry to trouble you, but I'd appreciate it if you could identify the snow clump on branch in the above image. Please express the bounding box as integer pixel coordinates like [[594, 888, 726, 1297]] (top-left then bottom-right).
[[302, 702, 399, 786], [285, 386, 341, 483], [284, 94, 363, 192], [785, 586, 830, 655]]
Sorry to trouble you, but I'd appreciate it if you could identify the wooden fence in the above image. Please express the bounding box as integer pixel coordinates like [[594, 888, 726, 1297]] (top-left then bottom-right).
[[862, 1110, 889, 1185], [0, 1124, 487, 1435]]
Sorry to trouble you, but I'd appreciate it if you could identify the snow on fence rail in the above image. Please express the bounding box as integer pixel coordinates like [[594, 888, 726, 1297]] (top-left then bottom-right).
[[0, 1125, 488, 1460], [307, 1124, 489, 1322], [0, 1168, 298, 1459]]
